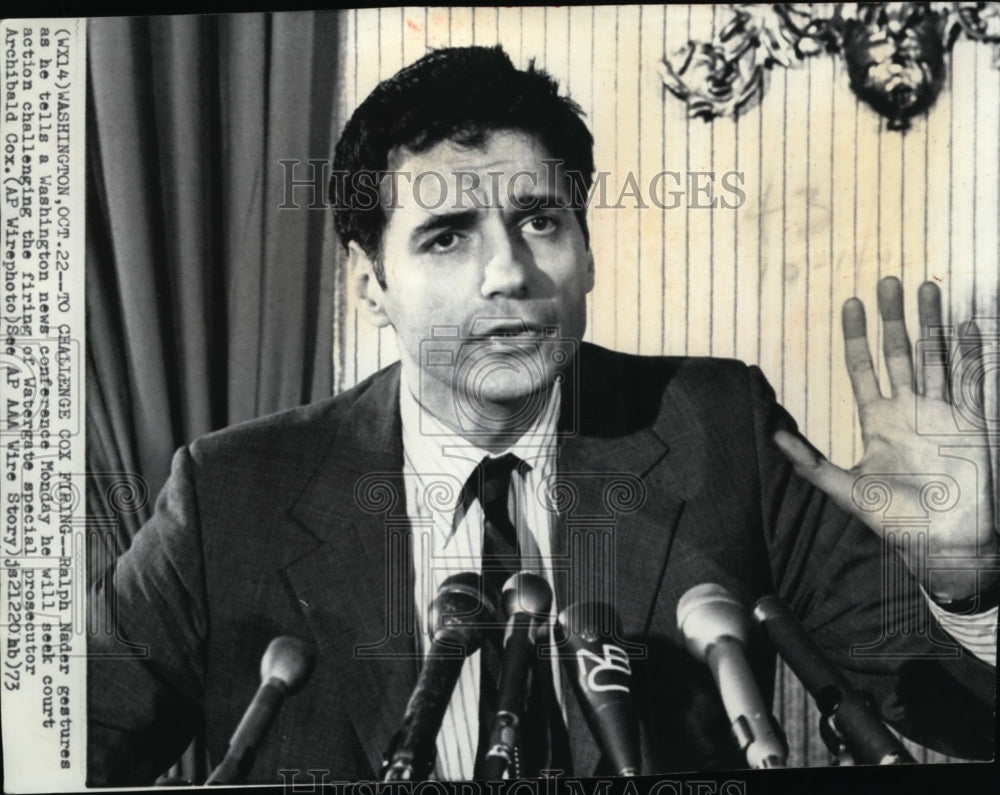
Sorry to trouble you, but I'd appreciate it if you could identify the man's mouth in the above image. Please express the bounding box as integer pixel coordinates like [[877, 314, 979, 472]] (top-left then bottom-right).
[[466, 318, 555, 341], [480, 328, 544, 342]]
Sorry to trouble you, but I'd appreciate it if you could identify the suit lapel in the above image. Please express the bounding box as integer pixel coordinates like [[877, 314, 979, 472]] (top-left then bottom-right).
[[283, 364, 419, 776], [554, 345, 688, 776]]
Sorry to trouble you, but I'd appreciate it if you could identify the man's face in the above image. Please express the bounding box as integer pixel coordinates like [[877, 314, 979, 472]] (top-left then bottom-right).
[[352, 130, 594, 435]]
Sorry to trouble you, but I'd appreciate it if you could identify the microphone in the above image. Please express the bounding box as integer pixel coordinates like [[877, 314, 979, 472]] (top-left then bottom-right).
[[557, 601, 641, 776], [753, 595, 915, 765], [206, 636, 315, 784], [382, 572, 499, 782], [676, 584, 787, 769], [480, 572, 554, 779]]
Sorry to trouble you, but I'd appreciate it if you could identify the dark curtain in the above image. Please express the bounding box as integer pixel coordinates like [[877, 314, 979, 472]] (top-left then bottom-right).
[[85, 14, 344, 781], [85, 11, 344, 579]]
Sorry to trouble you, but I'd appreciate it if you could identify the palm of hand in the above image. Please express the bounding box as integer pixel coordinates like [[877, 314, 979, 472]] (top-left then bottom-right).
[[774, 277, 998, 598], [851, 395, 994, 558]]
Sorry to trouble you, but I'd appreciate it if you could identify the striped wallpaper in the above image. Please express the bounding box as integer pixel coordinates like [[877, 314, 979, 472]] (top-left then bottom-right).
[[327, 5, 999, 767]]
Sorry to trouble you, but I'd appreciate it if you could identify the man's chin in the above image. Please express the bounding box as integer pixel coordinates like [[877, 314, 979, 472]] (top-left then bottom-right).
[[455, 342, 553, 390], [453, 370, 556, 431]]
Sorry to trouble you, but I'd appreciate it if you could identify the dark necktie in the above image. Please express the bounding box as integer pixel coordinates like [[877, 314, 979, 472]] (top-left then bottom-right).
[[468, 453, 520, 777], [469, 454, 571, 777], [477, 454, 522, 600]]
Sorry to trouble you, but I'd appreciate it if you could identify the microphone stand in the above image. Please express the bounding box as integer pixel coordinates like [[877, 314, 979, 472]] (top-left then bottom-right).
[[479, 612, 536, 779], [480, 712, 521, 779], [814, 686, 856, 765], [753, 595, 915, 766], [479, 573, 553, 780]]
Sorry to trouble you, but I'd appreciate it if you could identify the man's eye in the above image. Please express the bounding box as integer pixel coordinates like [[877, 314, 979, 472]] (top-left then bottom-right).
[[428, 232, 461, 252], [524, 216, 557, 235]]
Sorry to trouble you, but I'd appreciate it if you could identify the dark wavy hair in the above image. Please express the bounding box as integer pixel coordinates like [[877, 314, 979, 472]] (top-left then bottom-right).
[[331, 45, 595, 284]]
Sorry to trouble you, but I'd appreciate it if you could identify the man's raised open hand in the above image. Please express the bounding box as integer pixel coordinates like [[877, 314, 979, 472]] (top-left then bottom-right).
[[773, 276, 998, 603]]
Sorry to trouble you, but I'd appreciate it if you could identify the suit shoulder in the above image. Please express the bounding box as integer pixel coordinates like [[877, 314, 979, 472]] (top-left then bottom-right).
[[584, 343, 756, 400], [187, 363, 400, 466], [577, 345, 775, 447]]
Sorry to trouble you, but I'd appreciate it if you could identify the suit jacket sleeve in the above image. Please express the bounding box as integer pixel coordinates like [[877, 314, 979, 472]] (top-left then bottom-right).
[[87, 445, 207, 786], [747, 364, 995, 759]]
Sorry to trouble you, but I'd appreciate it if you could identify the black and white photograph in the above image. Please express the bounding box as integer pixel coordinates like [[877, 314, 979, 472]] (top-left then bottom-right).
[[1, 4, 999, 793]]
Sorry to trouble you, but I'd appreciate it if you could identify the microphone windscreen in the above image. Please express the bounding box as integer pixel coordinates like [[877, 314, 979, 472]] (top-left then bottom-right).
[[429, 571, 499, 652], [501, 571, 553, 619], [676, 583, 750, 661], [260, 636, 316, 693]]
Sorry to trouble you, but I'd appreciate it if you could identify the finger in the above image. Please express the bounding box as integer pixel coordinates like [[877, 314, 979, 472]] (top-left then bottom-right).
[[842, 298, 882, 407], [917, 281, 948, 400], [877, 276, 914, 397], [951, 320, 985, 427], [773, 430, 859, 516]]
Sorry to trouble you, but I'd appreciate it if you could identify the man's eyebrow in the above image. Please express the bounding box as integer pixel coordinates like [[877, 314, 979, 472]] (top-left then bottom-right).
[[410, 209, 479, 240], [507, 188, 570, 211]]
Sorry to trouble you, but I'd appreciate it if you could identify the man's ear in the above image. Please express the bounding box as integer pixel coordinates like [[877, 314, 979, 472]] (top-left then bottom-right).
[[349, 241, 392, 328]]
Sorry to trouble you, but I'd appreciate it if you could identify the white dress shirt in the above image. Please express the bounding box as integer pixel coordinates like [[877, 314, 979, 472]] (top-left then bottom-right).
[[399, 370, 564, 780], [923, 590, 997, 665]]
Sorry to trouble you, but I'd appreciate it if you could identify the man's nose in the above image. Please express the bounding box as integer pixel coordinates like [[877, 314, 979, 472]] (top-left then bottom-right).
[[480, 223, 530, 299]]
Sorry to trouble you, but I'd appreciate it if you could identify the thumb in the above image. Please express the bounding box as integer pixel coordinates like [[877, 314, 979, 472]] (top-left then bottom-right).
[[773, 429, 857, 513]]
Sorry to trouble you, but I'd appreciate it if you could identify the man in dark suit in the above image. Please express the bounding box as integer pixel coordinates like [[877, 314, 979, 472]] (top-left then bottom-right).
[[88, 45, 997, 785]]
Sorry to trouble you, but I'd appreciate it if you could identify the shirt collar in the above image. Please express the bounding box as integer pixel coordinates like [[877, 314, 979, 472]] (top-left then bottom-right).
[[399, 368, 561, 508]]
